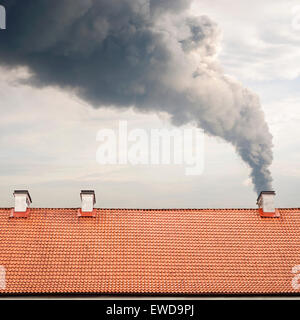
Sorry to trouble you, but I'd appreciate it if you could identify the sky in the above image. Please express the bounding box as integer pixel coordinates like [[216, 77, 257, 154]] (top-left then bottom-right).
[[0, 0, 299, 208]]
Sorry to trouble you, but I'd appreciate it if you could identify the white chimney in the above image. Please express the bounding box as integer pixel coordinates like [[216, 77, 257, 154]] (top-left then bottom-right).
[[13, 190, 32, 213], [80, 190, 96, 213], [257, 191, 279, 217]]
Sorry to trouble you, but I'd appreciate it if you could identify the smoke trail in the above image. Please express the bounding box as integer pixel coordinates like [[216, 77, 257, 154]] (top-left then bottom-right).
[[0, 0, 273, 193]]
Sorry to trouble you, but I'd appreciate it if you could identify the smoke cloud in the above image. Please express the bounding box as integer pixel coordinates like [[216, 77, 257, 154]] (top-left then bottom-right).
[[0, 0, 273, 193]]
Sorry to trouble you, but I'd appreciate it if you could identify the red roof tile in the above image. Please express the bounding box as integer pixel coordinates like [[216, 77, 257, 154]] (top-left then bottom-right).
[[0, 208, 300, 295]]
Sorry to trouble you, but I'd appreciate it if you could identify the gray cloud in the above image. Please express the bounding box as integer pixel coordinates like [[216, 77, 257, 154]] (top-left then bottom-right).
[[0, 0, 273, 193]]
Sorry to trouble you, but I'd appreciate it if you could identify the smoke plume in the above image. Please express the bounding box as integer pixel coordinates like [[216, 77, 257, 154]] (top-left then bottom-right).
[[0, 0, 273, 193]]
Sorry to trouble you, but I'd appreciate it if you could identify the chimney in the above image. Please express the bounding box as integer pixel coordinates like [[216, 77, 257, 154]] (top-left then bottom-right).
[[257, 191, 279, 218], [12, 190, 32, 218], [78, 190, 96, 217]]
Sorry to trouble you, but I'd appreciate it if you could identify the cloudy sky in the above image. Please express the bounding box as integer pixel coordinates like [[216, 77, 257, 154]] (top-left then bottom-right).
[[0, 0, 299, 208]]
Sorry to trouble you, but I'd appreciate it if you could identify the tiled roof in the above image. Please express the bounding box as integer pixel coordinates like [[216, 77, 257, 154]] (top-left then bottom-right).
[[0, 208, 300, 295]]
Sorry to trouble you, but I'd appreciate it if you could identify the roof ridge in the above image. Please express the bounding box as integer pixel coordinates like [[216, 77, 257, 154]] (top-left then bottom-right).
[[1, 207, 300, 210]]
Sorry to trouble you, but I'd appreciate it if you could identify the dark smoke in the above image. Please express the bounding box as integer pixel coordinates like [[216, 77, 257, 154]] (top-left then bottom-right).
[[0, 0, 273, 193]]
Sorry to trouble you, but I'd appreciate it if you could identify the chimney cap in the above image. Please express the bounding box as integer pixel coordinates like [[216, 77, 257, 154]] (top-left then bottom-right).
[[80, 190, 96, 204], [257, 191, 275, 203], [13, 190, 32, 203]]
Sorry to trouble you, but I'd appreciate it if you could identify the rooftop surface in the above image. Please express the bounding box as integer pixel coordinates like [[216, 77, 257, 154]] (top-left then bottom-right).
[[0, 208, 300, 296]]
